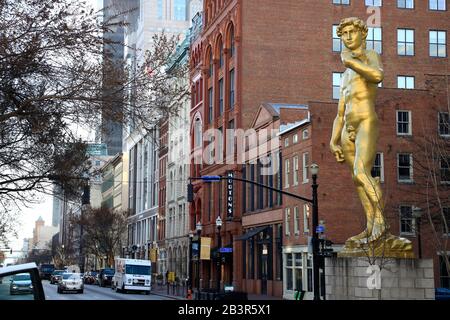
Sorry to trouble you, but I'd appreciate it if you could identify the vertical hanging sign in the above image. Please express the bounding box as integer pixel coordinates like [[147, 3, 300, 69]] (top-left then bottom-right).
[[227, 171, 234, 218]]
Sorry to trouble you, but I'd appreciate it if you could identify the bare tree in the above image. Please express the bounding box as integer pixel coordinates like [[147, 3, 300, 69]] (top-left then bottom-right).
[[72, 206, 128, 268], [0, 0, 187, 209]]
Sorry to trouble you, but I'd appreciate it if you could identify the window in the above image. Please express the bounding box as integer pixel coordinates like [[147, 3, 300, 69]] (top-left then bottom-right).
[[397, 76, 415, 89], [332, 25, 343, 52], [173, 0, 187, 21], [397, 110, 412, 135], [294, 207, 300, 235], [209, 51, 213, 78], [219, 78, 224, 115], [430, 0, 446, 10], [371, 152, 385, 183], [367, 27, 382, 54], [208, 88, 213, 123], [366, 0, 382, 6], [303, 153, 309, 183], [302, 129, 309, 139], [400, 205, 414, 235], [430, 30, 447, 57], [285, 138, 289, 147], [398, 29, 415, 56], [333, 0, 350, 4], [442, 208, 450, 235], [440, 158, 450, 183], [398, 153, 413, 182], [230, 27, 235, 58], [293, 134, 298, 144], [229, 69, 235, 108], [293, 156, 299, 186], [285, 253, 304, 292], [439, 112, 450, 136], [157, 0, 163, 19], [303, 204, 310, 233], [219, 43, 224, 68], [284, 159, 290, 188], [439, 255, 450, 289], [333, 72, 343, 100], [285, 208, 291, 235], [285, 253, 293, 290], [398, 0, 414, 8]]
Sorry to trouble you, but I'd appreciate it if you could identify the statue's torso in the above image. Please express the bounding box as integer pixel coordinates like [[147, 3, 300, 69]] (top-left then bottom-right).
[[342, 62, 378, 128]]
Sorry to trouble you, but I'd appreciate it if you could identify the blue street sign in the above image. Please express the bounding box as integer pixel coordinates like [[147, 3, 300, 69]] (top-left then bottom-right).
[[201, 175, 221, 182], [219, 247, 232, 253], [316, 225, 325, 233]]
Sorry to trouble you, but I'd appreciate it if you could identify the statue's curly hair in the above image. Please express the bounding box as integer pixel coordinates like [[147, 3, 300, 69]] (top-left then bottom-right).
[[336, 17, 368, 40]]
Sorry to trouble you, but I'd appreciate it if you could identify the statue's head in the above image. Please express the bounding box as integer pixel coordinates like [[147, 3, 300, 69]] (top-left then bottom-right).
[[337, 17, 368, 51]]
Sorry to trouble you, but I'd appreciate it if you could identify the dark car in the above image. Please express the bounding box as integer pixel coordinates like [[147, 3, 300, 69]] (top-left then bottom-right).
[[50, 270, 65, 284], [39, 264, 55, 280], [98, 268, 114, 287]]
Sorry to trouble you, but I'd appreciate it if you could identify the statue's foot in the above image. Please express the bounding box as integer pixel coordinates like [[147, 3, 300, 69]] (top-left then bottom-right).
[[367, 223, 388, 243], [347, 228, 371, 243]]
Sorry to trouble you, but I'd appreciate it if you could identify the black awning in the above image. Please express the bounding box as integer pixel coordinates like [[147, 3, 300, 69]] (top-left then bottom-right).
[[235, 226, 270, 241]]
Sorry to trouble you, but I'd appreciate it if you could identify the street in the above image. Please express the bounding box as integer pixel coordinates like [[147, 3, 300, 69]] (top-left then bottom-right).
[[42, 280, 171, 301]]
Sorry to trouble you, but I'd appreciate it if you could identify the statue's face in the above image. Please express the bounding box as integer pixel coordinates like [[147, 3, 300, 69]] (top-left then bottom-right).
[[341, 25, 363, 51]]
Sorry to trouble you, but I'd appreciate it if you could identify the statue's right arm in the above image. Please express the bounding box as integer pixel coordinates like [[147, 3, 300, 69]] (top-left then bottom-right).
[[330, 94, 345, 163]]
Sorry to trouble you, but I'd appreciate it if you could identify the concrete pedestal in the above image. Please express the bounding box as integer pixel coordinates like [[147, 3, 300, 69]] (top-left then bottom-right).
[[325, 257, 435, 300]]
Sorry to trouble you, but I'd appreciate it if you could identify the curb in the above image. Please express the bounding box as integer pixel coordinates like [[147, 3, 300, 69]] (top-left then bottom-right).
[[151, 291, 186, 300]]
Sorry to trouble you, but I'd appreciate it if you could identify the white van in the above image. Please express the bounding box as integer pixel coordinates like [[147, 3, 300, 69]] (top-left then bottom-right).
[[112, 258, 151, 294]]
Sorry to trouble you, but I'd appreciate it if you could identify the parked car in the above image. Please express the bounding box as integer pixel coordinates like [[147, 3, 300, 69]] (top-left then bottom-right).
[[50, 270, 65, 284], [57, 273, 84, 294], [0, 263, 45, 300], [9, 273, 33, 295], [98, 268, 114, 287]]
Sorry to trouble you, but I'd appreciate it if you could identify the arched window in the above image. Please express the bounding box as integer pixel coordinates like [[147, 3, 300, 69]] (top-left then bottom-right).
[[229, 25, 235, 58], [194, 118, 202, 147], [208, 49, 213, 78], [218, 38, 224, 68]]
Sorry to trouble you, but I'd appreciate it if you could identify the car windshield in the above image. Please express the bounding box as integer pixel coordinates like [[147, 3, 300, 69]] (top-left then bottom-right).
[[125, 265, 151, 275], [13, 274, 30, 281], [103, 269, 114, 275], [62, 273, 80, 280], [53, 270, 64, 275]]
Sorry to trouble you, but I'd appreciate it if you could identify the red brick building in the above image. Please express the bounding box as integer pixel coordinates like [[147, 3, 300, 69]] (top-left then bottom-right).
[[189, 0, 449, 298]]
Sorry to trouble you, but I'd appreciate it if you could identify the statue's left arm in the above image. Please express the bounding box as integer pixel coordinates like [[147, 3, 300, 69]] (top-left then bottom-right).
[[342, 51, 384, 84]]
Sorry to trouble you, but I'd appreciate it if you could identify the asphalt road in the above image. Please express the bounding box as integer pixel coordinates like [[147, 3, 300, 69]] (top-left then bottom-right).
[[42, 280, 170, 300]]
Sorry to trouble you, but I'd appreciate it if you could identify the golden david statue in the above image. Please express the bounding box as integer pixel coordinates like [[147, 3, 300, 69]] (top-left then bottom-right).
[[329, 17, 413, 258]]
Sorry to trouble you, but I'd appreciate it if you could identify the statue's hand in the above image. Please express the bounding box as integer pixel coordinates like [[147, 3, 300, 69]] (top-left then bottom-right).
[[330, 144, 345, 163], [341, 51, 355, 68]]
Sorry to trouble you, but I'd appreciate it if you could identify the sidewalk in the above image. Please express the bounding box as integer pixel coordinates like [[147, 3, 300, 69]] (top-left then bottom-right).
[[151, 284, 283, 301]]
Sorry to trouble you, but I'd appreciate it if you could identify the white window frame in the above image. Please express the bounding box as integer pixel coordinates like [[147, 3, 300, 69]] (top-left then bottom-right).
[[397, 153, 413, 183], [397, 75, 415, 89], [303, 204, 310, 233], [302, 129, 309, 140], [302, 152, 310, 183], [285, 159, 290, 188], [285, 138, 289, 147], [333, 72, 343, 100], [371, 152, 385, 183], [294, 206, 300, 235], [293, 156, 299, 186], [397, 0, 414, 9], [293, 134, 298, 144], [285, 208, 291, 236], [396, 110, 412, 136]]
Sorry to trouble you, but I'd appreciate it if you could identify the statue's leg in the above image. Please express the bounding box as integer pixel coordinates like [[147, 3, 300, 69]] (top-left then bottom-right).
[[353, 120, 387, 241], [341, 129, 374, 242]]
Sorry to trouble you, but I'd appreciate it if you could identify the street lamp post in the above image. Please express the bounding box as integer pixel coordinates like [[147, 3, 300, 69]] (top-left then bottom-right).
[[310, 164, 320, 301], [196, 221, 202, 300], [188, 231, 194, 294], [412, 206, 423, 259], [215, 216, 222, 293]]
